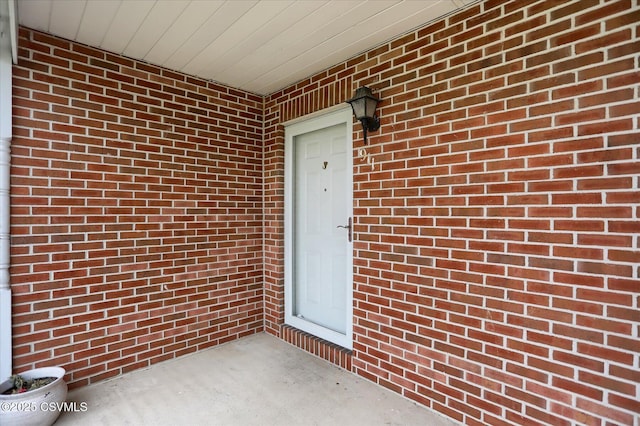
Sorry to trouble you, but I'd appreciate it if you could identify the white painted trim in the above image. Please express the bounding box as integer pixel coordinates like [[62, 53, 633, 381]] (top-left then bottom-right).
[[7, 0, 17, 64], [0, 0, 13, 381], [284, 107, 354, 350]]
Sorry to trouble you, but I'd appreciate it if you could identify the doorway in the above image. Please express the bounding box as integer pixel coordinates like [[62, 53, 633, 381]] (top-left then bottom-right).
[[284, 107, 353, 349]]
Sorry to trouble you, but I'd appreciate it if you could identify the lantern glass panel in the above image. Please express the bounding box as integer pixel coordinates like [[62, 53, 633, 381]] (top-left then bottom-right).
[[349, 100, 366, 120], [364, 97, 377, 118]]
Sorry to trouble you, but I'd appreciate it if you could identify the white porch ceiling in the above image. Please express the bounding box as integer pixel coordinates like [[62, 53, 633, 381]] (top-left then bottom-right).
[[17, 0, 474, 95]]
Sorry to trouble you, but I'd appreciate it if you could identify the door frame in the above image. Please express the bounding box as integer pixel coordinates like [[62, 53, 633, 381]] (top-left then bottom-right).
[[284, 106, 353, 350]]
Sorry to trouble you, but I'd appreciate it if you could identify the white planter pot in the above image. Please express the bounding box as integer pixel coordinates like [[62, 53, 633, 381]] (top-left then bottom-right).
[[0, 367, 68, 426]]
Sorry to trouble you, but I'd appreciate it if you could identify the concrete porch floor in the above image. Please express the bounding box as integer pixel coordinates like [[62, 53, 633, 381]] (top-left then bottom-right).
[[54, 333, 459, 426]]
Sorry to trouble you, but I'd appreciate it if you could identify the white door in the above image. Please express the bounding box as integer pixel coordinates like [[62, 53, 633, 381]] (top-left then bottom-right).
[[285, 108, 353, 349]]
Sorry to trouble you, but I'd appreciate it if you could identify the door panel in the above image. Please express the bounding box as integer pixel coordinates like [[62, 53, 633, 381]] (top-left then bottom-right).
[[294, 123, 347, 334], [284, 107, 353, 349]]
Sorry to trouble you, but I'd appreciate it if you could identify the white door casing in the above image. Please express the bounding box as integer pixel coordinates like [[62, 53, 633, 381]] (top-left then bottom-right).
[[284, 107, 353, 349]]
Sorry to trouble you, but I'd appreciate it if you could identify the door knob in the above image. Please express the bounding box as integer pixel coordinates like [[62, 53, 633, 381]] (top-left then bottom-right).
[[336, 217, 352, 242]]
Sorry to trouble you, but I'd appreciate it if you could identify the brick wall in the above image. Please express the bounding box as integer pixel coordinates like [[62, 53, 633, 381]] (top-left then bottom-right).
[[10, 0, 640, 424], [11, 28, 264, 388], [265, 0, 640, 425]]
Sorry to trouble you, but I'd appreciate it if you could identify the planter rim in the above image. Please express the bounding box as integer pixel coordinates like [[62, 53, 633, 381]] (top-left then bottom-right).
[[0, 367, 66, 398]]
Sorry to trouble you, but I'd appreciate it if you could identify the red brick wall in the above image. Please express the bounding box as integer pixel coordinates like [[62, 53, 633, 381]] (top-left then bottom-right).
[[11, 28, 264, 388], [10, 0, 640, 424], [265, 0, 640, 425]]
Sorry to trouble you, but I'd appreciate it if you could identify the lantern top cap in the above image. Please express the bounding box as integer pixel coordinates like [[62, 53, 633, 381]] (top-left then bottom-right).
[[347, 86, 379, 104]]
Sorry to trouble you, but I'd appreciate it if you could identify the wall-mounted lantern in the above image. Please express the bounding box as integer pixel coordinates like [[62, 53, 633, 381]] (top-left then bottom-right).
[[346, 86, 380, 145]]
